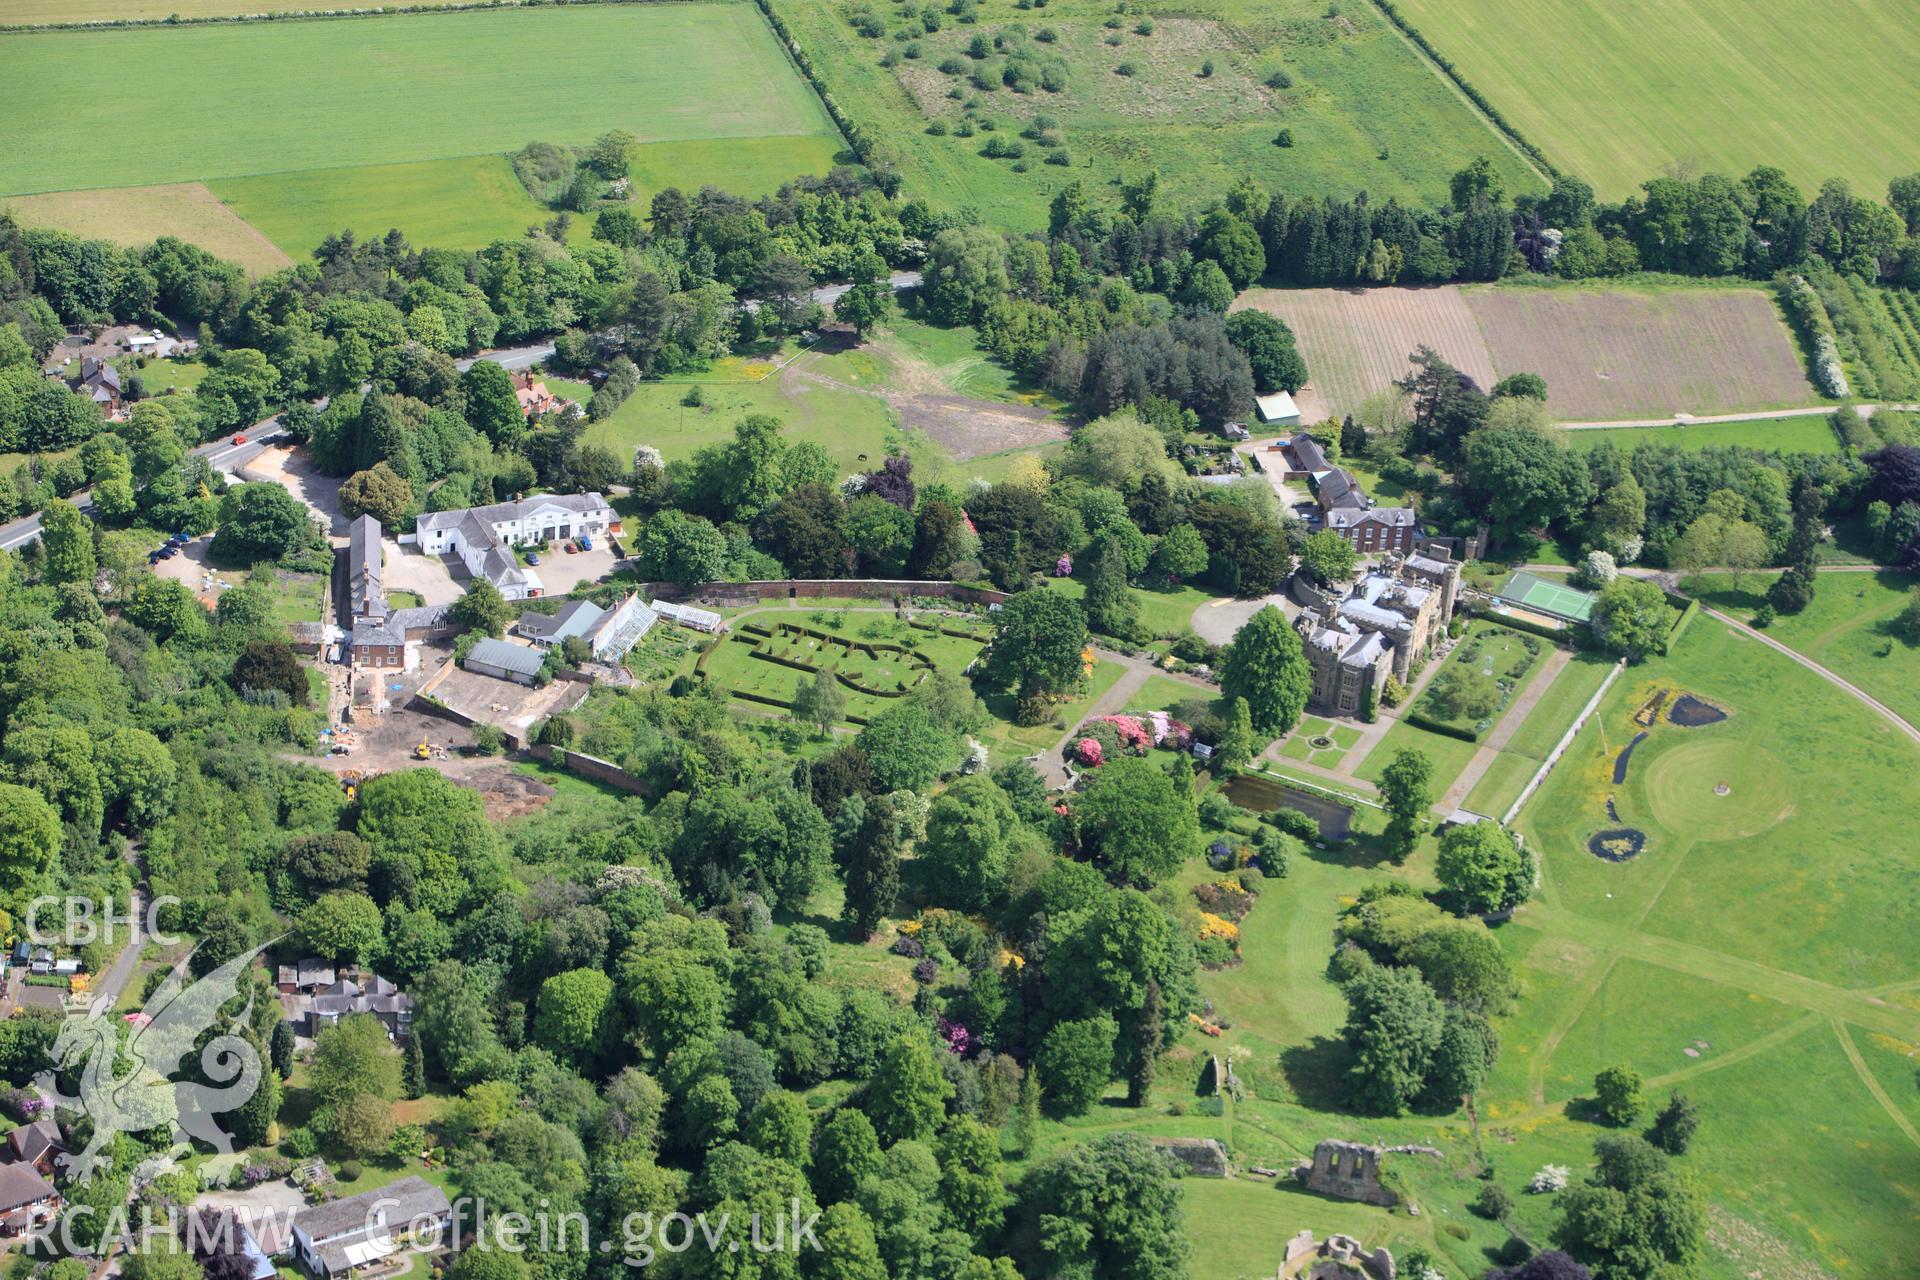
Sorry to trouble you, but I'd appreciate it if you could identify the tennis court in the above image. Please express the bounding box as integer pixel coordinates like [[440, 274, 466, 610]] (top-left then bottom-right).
[[1498, 571, 1596, 622]]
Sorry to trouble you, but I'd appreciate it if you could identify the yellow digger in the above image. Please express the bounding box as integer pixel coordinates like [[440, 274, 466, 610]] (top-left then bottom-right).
[[413, 740, 432, 760]]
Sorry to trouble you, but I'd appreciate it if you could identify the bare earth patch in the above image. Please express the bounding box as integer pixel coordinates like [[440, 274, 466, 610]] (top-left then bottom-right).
[[462, 765, 557, 824], [783, 341, 1065, 461], [1234, 286, 1496, 422], [1464, 286, 1815, 420], [1237, 283, 1817, 422]]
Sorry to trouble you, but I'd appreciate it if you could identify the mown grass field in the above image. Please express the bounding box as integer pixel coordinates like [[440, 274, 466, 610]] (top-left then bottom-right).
[[211, 155, 564, 259], [1388, 0, 1920, 199], [1239, 280, 1817, 423], [1565, 414, 1843, 454], [772, 0, 1542, 230], [0, 182, 292, 273], [0, 5, 839, 194], [1688, 569, 1920, 729]]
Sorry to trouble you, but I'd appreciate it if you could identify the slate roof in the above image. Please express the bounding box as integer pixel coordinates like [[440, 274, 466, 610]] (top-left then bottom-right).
[[415, 492, 610, 535], [0, 1164, 53, 1214], [1315, 469, 1365, 511], [1327, 505, 1418, 529], [466, 637, 546, 677], [1284, 431, 1331, 473], [296, 1176, 448, 1248], [348, 516, 386, 619], [3, 1119, 61, 1166], [519, 599, 604, 643]]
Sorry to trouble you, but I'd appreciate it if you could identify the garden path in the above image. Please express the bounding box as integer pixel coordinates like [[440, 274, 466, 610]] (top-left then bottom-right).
[[1436, 647, 1572, 813]]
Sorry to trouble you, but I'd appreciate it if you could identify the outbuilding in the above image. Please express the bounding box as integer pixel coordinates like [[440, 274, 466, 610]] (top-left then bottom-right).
[[463, 637, 546, 685], [1255, 390, 1300, 426]]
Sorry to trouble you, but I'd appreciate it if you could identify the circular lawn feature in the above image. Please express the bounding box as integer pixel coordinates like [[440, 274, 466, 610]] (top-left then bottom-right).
[[1308, 735, 1335, 750], [1644, 738, 1791, 839]]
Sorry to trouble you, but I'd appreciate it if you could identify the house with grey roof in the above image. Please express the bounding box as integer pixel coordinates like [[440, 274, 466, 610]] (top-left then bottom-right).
[[79, 357, 124, 417], [0, 1163, 58, 1237], [291, 1176, 449, 1279], [463, 637, 547, 684], [283, 969, 414, 1041], [1293, 548, 1461, 715], [347, 516, 386, 623], [412, 493, 614, 601]]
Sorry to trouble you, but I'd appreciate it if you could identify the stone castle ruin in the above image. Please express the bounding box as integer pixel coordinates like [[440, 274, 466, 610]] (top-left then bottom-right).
[[1298, 1139, 1397, 1207], [1278, 1230, 1395, 1280]]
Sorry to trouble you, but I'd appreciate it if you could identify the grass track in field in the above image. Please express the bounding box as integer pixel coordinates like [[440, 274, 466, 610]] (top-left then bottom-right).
[[0, 182, 291, 274], [1388, 0, 1920, 200], [0, 5, 838, 195], [1687, 569, 1920, 731]]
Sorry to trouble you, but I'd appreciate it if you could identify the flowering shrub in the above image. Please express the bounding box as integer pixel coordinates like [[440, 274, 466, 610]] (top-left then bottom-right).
[[1528, 1164, 1570, 1193], [1075, 737, 1104, 767], [1163, 719, 1194, 750], [1054, 554, 1073, 576], [891, 933, 925, 958], [1193, 877, 1256, 921], [1095, 715, 1151, 752], [912, 957, 939, 984], [935, 1016, 975, 1056], [1197, 912, 1240, 942]]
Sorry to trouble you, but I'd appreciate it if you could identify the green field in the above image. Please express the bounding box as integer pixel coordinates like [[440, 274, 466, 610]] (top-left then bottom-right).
[[1387, 0, 1920, 199], [580, 338, 1060, 489], [0, 5, 840, 195], [1566, 414, 1844, 454], [770, 0, 1543, 229], [1688, 569, 1920, 729]]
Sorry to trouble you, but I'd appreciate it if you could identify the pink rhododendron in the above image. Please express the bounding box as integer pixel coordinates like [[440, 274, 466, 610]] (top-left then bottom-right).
[[1076, 737, 1104, 766]]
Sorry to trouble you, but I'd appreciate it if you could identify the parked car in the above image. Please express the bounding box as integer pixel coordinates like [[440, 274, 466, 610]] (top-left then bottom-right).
[[564, 541, 579, 554], [527, 552, 541, 565], [231, 433, 247, 445], [578, 534, 593, 551]]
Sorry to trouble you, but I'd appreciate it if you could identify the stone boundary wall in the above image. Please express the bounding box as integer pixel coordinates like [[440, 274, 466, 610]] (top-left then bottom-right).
[[527, 744, 653, 796], [643, 579, 1010, 607]]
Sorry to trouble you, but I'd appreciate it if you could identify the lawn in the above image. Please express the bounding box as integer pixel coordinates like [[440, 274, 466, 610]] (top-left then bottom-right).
[[1685, 569, 1920, 729], [1276, 715, 1362, 768], [1402, 621, 1547, 735], [0, 182, 292, 274], [0, 5, 840, 195], [2, 0, 466, 19], [1388, 0, 1920, 199], [1564, 414, 1844, 454], [1352, 622, 1553, 799], [976, 657, 1126, 764], [1040, 574, 1226, 642], [247, 565, 325, 625], [769, 0, 1543, 231]]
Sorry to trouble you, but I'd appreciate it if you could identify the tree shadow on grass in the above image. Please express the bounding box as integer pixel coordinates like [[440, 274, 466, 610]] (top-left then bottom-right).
[[1277, 1035, 1353, 1113]]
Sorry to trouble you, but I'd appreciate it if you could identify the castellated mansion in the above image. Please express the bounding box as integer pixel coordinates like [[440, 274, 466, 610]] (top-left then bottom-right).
[[1295, 548, 1462, 717]]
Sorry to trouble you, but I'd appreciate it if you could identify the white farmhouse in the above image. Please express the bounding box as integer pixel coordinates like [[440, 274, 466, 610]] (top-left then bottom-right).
[[413, 493, 614, 601]]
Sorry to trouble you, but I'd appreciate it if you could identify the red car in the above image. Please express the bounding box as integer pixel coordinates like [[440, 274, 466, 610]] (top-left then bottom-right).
[[231, 433, 247, 445]]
